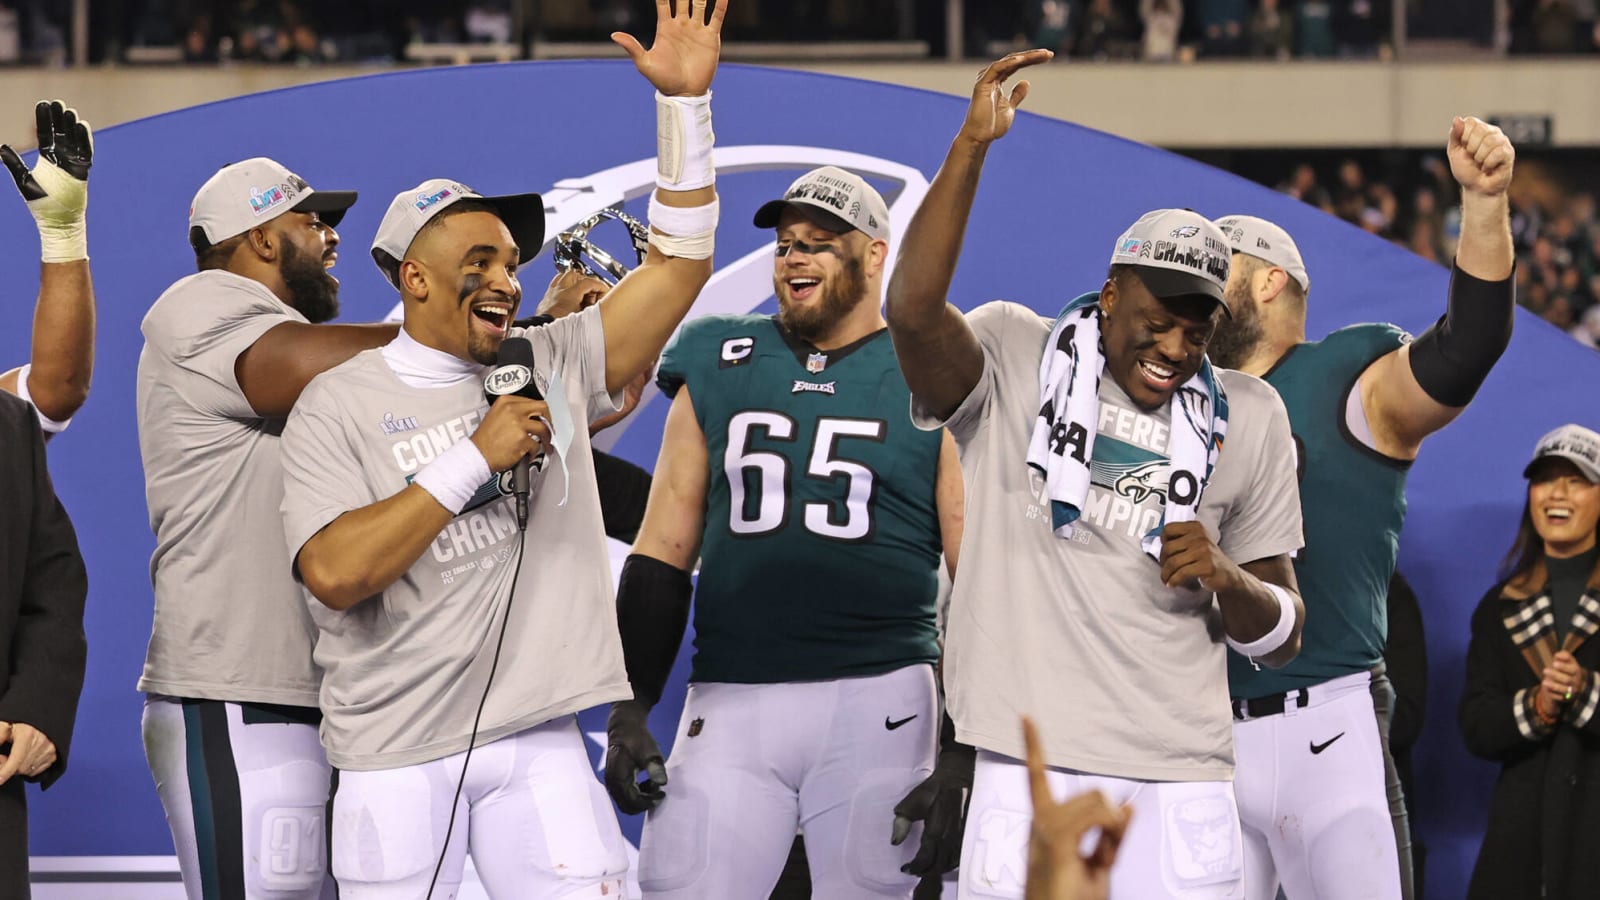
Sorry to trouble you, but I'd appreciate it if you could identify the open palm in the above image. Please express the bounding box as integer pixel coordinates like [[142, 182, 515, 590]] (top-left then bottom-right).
[[613, 0, 729, 97], [961, 49, 1053, 145]]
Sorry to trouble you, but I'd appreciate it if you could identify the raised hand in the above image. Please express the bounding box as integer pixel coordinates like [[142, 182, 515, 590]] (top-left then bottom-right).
[[2, 100, 94, 262], [612, 0, 729, 97], [959, 50, 1054, 146], [1448, 116, 1514, 199]]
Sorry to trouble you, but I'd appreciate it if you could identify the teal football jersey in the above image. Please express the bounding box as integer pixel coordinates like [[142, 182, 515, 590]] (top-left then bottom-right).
[[657, 314, 944, 683], [1229, 323, 1411, 698]]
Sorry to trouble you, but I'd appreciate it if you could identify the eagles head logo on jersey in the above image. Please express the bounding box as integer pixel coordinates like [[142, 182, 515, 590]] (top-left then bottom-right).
[[1114, 461, 1170, 504]]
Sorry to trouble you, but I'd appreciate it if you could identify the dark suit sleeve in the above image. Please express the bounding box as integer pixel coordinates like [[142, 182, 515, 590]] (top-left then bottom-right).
[[0, 407, 88, 789], [1383, 571, 1428, 752], [1458, 584, 1544, 762]]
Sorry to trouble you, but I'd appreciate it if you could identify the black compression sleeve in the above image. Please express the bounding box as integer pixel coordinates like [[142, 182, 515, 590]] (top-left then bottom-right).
[[592, 450, 652, 543], [1406, 262, 1515, 407], [616, 553, 692, 708]]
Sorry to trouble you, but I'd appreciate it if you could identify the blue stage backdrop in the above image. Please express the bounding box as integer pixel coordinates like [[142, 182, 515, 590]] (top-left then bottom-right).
[[1, 61, 1594, 899]]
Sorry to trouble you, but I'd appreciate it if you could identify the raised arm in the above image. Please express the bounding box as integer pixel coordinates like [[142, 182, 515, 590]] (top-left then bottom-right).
[[0, 101, 96, 430], [1361, 116, 1515, 459], [235, 321, 400, 417], [885, 50, 1051, 421], [599, 0, 727, 394]]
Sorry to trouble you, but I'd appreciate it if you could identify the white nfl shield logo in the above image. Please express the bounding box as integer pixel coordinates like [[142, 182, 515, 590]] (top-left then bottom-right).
[[806, 352, 828, 373]]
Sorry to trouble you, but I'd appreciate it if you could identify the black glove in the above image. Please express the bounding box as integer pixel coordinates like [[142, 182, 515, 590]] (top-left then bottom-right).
[[605, 699, 669, 815], [891, 743, 976, 876], [2, 99, 93, 200]]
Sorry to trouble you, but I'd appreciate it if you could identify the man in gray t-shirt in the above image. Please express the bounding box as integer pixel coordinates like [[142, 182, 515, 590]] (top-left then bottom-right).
[[280, 10, 727, 895], [882, 52, 1306, 899], [136, 156, 396, 900]]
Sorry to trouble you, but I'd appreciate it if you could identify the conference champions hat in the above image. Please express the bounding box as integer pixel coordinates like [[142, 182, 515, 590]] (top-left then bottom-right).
[[371, 178, 546, 290], [1108, 208, 1232, 313], [753, 166, 890, 242], [1214, 214, 1311, 293], [1523, 424, 1600, 483], [188, 157, 357, 250]]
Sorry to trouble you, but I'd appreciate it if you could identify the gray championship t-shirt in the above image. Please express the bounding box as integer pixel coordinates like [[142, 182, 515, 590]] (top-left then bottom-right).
[[281, 306, 631, 771], [919, 301, 1303, 781], [137, 270, 321, 706]]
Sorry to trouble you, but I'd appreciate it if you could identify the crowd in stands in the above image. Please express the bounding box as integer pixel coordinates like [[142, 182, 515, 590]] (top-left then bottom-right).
[[1, 0, 1597, 65], [1271, 156, 1600, 350]]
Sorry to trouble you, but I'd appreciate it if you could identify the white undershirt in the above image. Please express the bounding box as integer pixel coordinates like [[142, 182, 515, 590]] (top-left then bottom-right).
[[381, 327, 483, 389]]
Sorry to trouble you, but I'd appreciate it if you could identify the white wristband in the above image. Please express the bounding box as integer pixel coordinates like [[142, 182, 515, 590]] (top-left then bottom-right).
[[655, 91, 715, 191], [1225, 582, 1297, 660], [14, 364, 72, 434], [412, 439, 492, 515], [647, 195, 718, 260]]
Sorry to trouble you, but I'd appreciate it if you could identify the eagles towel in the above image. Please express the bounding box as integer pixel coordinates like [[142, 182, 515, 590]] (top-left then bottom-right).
[[1024, 292, 1229, 560]]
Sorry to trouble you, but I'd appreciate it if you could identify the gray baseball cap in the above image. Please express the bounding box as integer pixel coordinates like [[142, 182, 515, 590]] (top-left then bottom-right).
[[188, 157, 357, 248], [1214, 214, 1311, 293], [1524, 424, 1600, 483], [1108, 208, 1232, 312], [753, 166, 890, 242], [370, 178, 545, 290]]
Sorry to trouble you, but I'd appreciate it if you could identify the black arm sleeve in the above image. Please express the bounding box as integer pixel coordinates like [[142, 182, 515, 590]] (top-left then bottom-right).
[[1407, 262, 1515, 407], [616, 553, 692, 708], [593, 450, 653, 544], [0, 406, 87, 789]]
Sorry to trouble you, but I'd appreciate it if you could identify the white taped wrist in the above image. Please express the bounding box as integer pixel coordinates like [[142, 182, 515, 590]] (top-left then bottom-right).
[[648, 196, 718, 260], [1226, 582, 1297, 660], [14, 364, 72, 434], [413, 439, 492, 515], [656, 91, 715, 191], [39, 220, 88, 263]]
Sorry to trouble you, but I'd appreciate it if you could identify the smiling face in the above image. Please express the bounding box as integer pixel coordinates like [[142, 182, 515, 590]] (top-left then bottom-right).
[[400, 207, 522, 364], [771, 207, 878, 344], [1528, 457, 1600, 558], [1099, 268, 1222, 410]]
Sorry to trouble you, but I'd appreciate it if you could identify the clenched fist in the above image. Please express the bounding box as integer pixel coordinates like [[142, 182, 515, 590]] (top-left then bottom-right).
[[1448, 116, 1514, 199]]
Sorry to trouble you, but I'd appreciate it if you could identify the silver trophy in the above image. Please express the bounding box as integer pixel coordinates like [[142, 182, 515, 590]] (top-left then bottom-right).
[[553, 206, 649, 284]]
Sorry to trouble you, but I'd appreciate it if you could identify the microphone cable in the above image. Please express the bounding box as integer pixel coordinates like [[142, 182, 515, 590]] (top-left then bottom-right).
[[423, 504, 529, 899]]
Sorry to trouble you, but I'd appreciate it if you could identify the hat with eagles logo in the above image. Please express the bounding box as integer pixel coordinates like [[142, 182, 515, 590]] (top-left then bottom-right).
[[753, 166, 890, 243], [1107, 208, 1232, 313]]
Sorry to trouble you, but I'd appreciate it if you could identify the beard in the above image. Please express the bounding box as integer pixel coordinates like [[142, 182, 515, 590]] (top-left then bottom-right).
[[281, 241, 340, 324], [776, 255, 867, 344], [465, 325, 501, 366], [1206, 287, 1262, 370]]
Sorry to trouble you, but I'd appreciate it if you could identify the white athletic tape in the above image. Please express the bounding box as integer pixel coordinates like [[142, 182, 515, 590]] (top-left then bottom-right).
[[647, 195, 718, 260], [1226, 582, 1297, 661], [14, 364, 71, 434], [412, 438, 492, 514], [655, 91, 715, 191]]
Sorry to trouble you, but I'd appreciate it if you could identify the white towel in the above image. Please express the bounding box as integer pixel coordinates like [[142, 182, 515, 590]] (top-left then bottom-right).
[[1025, 292, 1229, 560]]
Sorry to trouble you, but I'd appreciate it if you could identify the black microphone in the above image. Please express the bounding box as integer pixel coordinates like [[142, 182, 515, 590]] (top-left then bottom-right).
[[484, 336, 543, 530]]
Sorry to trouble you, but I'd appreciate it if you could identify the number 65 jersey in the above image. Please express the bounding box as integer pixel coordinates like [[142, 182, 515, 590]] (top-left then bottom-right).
[[656, 314, 945, 685]]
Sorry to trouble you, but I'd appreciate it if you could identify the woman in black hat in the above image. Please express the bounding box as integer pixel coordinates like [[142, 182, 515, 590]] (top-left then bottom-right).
[[1460, 424, 1600, 899]]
